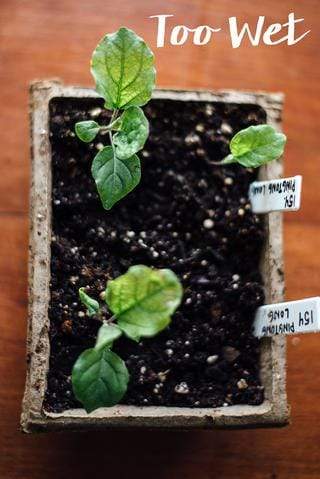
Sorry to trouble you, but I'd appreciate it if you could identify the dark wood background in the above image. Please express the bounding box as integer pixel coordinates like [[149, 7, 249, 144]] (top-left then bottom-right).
[[0, 1, 319, 477]]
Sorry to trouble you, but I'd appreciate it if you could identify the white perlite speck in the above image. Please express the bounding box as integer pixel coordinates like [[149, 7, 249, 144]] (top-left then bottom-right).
[[220, 122, 233, 134], [237, 378, 248, 390], [174, 382, 189, 395], [185, 133, 200, 145], [206, 355, 218, 365], [89, 107, 102, 117], [195, 123, 205, 132], [203, 218, 214, 229], [224, 177, 233, 186]]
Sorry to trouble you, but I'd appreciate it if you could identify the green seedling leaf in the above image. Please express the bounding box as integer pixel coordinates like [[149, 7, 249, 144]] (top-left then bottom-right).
[[113, 106, 149, 160], [72, 347, 129, 413], [222, 125, 287, 168], [79, 287, 100, 316], [91, 27, 156, 110], [95, 323, 122, 350], [91, 146, 141, 210], [75, 121, 100, 143], [105, 265, 183, 342]]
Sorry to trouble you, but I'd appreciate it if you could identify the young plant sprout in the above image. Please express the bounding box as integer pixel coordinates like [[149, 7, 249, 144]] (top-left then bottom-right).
[[72, 265, 183, 413], [75, 26, 285, 211], [75, 27, 156, 210], [217, 124, 286, 168]]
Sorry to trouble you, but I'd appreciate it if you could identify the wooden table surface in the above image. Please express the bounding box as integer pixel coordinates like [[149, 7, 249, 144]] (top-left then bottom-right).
[[0, 0, 319, 477]]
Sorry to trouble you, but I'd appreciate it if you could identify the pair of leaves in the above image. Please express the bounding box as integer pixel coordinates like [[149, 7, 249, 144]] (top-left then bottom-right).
[[73, 266, 183, 412], [222, 124, 286, 168], [75, 106, 149, 156], [78, 265, 183, 342]]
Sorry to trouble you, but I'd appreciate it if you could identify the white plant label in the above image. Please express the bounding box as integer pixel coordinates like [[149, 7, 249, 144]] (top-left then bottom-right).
[[249, 175, 302, 213], [253, 297, 320, 338]]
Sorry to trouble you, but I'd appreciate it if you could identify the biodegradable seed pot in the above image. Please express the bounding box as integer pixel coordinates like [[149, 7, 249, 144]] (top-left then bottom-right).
[[21, 79, 289, 432]]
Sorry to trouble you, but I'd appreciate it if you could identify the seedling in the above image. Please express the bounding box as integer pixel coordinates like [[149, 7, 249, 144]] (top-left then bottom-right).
[[75, 26, 285, 210], [72, 265, 183, 412], [217, 124, 286, 167], [75, 27, 156, 210]]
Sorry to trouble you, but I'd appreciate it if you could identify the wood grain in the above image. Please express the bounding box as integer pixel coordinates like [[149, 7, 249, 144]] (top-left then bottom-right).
[[0, 0, 319, 477]]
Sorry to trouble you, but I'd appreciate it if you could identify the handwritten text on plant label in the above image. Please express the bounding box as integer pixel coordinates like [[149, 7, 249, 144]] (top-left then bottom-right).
[[249, 175, 302, 214], [253, 297, 320, 338]]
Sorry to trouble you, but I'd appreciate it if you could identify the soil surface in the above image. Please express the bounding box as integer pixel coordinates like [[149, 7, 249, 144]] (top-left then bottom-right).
[[44, 96, 267, 412]]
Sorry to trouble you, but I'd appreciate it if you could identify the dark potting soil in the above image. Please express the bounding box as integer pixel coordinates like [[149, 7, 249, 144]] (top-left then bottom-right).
[[44, 95, 268, 413]]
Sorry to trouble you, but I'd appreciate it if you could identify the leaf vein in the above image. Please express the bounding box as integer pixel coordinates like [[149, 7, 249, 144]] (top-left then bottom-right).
[[121, 43, 145, 93]]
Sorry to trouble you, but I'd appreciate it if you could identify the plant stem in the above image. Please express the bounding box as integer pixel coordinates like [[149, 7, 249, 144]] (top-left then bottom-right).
[[94, 307, 116, 324], [211, 160, 233, 166], [100, 110, 120, 134], [107, 109, 119, 153], [104, 314, 117, 325]]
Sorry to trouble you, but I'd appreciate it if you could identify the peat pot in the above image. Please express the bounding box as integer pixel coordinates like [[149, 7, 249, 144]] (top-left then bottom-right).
[[21, 80, 289, 432]]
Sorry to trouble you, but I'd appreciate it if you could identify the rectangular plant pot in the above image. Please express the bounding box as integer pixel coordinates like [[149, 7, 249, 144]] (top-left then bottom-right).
[[21, 80, 289, 432]]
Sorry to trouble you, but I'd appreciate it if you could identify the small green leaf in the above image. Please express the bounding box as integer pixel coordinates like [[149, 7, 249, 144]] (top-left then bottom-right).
[[75, 121, 100, 143], [95, 323, 122, 350], [79, 287, 100, 316], [91, 27, 156, 110], [72, 347, 129, 412], [113, 106, 149, 160], [222, 125, 286, 168], [105, 265, 183, 342], [91, 146, 141, 210]]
